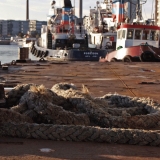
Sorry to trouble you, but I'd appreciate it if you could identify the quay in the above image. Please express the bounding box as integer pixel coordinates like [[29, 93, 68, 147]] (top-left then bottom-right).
[[1, 61, 160, 102], [0, 60, 160, 160]]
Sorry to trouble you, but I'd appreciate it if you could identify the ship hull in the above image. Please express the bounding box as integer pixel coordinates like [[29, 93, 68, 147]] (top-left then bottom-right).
[[31, 44, 107, 61]]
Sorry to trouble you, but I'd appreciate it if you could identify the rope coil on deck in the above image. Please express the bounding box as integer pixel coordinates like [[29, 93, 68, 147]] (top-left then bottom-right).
[[0, 83, 160, 146], [1, 123, 160, 146]]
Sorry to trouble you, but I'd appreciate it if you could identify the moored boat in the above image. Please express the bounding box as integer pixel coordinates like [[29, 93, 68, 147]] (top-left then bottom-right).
[[30, 0, 107, 61], [100, 0, 160, 62]]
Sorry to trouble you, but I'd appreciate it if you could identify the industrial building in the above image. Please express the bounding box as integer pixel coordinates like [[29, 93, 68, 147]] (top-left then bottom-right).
[[29, 20, 47, 36]]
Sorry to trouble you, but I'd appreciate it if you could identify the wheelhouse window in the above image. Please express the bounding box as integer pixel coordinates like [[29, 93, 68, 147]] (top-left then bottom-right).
[[142, 30, 150, 40], [122, 30, 126, 39], [134, 30, 142, 40], [117, 30, 122, 39], [150, 30, 159, 41], [127, 29, 134, 39]]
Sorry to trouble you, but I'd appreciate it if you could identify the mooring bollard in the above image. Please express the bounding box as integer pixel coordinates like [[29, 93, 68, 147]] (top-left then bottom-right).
[[0, 84, 6, 107], [17, 47, 29, 63], [0, 84, 5, 98]]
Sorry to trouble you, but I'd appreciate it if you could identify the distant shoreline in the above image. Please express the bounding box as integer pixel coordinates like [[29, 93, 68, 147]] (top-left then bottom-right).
[[0, 40, 10, 45]]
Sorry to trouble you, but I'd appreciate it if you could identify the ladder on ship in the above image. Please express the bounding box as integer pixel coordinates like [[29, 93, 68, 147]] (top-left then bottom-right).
[[47, 30, 52, 49]]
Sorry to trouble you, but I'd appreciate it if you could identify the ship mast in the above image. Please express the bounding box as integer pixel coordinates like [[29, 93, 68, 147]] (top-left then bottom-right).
[[136, 0, 147, 22], [26, 0, 29, 20], [136, 0, 141, 21], [79, 0, 83, 18]]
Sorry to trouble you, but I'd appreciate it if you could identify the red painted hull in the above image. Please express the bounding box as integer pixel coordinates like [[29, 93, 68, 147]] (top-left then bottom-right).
[[101, 45, 160, 62]]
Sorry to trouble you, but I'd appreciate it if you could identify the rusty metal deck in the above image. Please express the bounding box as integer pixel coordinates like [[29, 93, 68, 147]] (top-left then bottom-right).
[[1, 61, 160, 103]]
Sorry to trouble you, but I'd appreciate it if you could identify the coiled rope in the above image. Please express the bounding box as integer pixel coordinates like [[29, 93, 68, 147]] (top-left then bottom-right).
[[0, 83, 159, 146]]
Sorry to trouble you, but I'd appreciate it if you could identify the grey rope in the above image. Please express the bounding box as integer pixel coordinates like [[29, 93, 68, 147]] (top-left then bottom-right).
[[0, 83, 159, 146]]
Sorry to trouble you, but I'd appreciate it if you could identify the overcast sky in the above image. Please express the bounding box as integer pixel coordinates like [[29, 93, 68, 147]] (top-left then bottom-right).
[[0, 0, 155, 21]]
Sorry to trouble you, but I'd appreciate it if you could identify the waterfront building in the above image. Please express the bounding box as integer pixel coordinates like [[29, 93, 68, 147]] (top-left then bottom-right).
[[0, 20, 29, 37], [0, 20, 47, 38], [29, 20, 47, 36]]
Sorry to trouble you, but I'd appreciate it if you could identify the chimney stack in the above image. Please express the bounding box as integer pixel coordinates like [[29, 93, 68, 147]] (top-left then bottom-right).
[[26, 0, 29, 20], [79, 0, 83, 18]]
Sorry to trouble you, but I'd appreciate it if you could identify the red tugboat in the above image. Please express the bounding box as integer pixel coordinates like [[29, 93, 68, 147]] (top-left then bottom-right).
[[100, 0, 160, 62]]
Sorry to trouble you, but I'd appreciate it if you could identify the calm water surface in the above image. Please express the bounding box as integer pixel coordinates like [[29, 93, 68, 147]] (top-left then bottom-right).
[[0, 45, 19, 64], [0, 45, 37, 64]]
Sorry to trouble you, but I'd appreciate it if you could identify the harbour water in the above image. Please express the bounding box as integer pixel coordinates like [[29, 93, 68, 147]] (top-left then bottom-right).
[[0, 45, 37, 64], [0, 45, 19, 64]]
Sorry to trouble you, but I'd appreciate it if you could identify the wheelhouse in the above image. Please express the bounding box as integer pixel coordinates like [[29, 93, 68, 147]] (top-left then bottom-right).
[[116, 24, 160, 49]]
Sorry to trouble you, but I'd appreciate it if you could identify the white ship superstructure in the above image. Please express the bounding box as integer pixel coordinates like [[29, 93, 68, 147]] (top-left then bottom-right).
[[30, 0, 108, 61], [83, 1, 117, 52]]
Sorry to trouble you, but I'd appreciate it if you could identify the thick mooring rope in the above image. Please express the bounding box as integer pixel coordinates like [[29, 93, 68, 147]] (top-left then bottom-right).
[[0, 83, 160, 146], [1, 123, 160, 146]]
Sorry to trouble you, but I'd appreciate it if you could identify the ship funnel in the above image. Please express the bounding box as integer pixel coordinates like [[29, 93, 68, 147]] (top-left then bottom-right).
[[62, 0, 73, 31], [63, 0, 72, 8], [26, 0, 29, 20], [112, 0, 125, 23]]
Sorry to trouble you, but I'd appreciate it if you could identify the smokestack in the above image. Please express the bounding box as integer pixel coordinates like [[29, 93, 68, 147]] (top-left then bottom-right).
[[26, 0, 29, 20], [79, 0, 83, 18]]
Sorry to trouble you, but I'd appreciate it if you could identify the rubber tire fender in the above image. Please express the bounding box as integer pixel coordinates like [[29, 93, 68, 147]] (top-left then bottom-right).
[[32, 48, 37, 55], [34, 50, 39, 56], [123, 55, 133, 62], [39, 51, 44, 58], [36, 50, 41, 57], [110, 58, 118, 62], [44, 51, 49, 57], [31, 46, 35, 53], [140, 51, 155, 62]]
